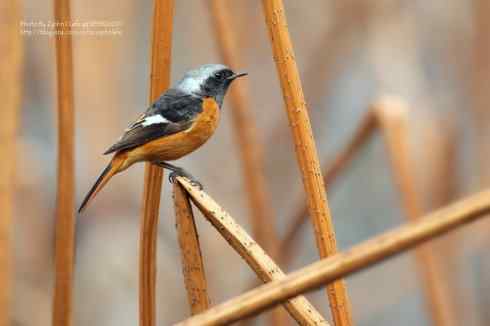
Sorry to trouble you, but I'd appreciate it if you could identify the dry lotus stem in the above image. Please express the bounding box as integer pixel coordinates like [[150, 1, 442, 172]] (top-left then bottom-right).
[[177, 177, 329, 326], [139, 1, 174, 326], [174, 189, 490, 326]]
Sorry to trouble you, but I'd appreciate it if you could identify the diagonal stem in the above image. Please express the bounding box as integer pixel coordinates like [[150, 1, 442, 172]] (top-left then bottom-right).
[[177, 177, 329, 326], [279, 97, 458, 326], [278, 111, 377, 265], [174, 189, 490, 326]]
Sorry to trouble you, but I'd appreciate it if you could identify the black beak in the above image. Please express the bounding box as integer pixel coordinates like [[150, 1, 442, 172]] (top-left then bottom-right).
[[227, 72, 248, 80]]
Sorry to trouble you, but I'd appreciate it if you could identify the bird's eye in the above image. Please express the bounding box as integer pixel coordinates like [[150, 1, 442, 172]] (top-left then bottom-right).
[[214, 71, 225, 80]]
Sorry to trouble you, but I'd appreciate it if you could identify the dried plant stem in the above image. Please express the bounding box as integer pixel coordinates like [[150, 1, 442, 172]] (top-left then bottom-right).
[[421, 120, 467, 321], [373, 98, 456, 326], [278, 111, 377, 265], [52, 1, 75, 325], [280, 98, 457, 325], [207, 1, 283, 324], [177, 177, 329, 326], [208, 0, 277, 265], [175, 189, 490, 326], [267, 1, 376, 144], [0, 1, 22, 325], [139, 167, 163, 326], [261, 1, 352, 324], [472, 0, 490, 185], [173, 183, 210, 314], [418, 117, 458, 212], [139, 1, 174, 326]]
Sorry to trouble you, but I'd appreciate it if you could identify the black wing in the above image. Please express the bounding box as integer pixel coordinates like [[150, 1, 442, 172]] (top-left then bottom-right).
[[103, 89, 203, 155]]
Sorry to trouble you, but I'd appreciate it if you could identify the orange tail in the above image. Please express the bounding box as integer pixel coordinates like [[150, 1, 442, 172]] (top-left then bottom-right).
[[78, 154, 126, 213]]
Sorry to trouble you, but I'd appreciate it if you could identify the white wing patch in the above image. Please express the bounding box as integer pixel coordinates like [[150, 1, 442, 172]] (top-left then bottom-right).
[[141, 114, 169, 126], [124, 113, 170, 133]]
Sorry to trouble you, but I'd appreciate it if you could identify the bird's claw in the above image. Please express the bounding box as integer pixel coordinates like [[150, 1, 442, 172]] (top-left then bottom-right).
[[168, 171, 203, 190], [168, 171, 179, 184]]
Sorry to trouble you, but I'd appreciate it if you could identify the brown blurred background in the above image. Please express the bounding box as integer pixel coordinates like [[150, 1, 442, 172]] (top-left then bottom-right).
[[10, 0, 490, 325]]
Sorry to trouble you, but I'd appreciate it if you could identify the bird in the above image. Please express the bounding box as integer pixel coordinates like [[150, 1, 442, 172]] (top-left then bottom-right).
[[78, 63, 247, 213]]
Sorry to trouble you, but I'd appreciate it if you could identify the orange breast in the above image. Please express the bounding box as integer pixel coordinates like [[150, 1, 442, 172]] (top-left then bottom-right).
[[127, 97, 220, 164]]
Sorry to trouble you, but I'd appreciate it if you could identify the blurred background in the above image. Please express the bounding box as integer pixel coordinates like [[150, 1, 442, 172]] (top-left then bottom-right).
[[6, 0, 490, 325]]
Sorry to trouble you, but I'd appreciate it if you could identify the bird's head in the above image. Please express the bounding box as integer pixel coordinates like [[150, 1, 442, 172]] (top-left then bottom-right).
[[176, 64, 247, 107]]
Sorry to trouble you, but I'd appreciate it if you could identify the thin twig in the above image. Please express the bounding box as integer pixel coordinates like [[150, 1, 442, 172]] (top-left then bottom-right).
[[278, 111, 377, 265], [261, 1, 352, 324], [52, 0, 75, 325], [177, 177, 329, 326], [372, 97, 457, 326], [174, 189, 490, 326], [173, 182, 210, 315], [0, 1, 22, 325], [139, 1, 174, 326]]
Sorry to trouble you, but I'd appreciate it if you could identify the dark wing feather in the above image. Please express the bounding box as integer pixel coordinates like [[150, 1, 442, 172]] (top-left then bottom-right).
[[103, 120, 192, 155], [103, 89, 203, 155]]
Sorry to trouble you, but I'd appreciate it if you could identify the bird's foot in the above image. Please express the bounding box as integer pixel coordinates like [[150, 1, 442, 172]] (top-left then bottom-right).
[[168, 170, 203, 190], [154, 161, 203, 189]]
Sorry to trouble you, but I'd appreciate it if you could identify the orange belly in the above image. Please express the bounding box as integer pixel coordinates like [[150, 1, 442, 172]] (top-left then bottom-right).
[[126, 97, 220, 164]]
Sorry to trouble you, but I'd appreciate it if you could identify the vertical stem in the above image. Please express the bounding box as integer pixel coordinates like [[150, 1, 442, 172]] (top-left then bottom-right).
[[139, 1, 174, 326], [207, 0, 277, 264], [470, 3, 490, 323], [373, 98, 456, 326], [0, 1, 22, 325], [173, 183, 210, 315], [140, 167, 163, 326], [52, 1, 75, 325], [260, 1, 352, 324], [472, 0, 490, 186], [207, 2, 283, 323]]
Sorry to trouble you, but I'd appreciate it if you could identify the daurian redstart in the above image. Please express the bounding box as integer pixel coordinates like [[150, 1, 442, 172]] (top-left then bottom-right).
[[78, 64, 246, 213]]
